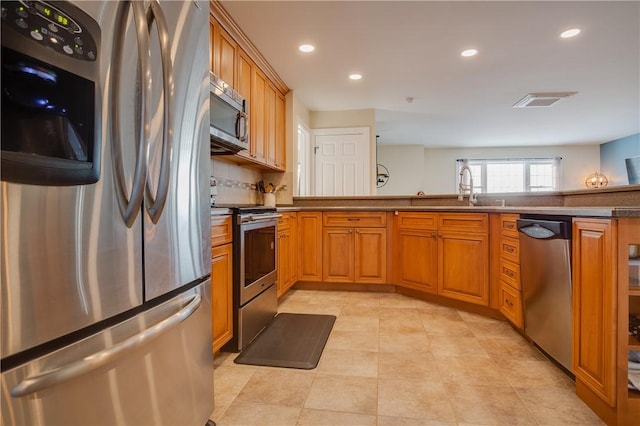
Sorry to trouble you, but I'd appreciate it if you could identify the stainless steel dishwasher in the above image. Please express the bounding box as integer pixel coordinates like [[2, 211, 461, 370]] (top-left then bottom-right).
[[517, 217, 573, 374]]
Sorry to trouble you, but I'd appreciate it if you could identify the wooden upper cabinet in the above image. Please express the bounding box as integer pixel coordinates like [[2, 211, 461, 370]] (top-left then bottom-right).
[[209, 16, 215, 73], [210, 18, 237, 86], [250, 67, 267, 163], [218, 28, 237, 86], [573, 218, 617, 408], [275, 92, 286, 170], [209, 12, 289, 172], [236, 49, 252, 102]]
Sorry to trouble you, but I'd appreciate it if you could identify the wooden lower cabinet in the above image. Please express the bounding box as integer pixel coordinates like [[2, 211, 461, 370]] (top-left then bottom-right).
[[573, 218, 617, 408], [322, 213, 387, 284], [354, 228, 387, 283], [394, 228, 438, 293], [212, 242, 233, 353], [322, 227, 354, 282], [438, 231, 489, 305], [498, 280, 522, 327], [493, 214, 523, 329], [297, 212, 323, 281], [393, 212, 489, 305], [277, 213, 297, 297]]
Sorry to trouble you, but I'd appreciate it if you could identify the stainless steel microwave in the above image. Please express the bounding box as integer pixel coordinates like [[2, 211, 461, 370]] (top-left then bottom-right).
[[210, 72, 248, 154]]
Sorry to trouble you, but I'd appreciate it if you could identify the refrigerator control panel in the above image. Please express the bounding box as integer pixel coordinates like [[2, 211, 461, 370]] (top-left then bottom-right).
[[1, 0, 97, 61]]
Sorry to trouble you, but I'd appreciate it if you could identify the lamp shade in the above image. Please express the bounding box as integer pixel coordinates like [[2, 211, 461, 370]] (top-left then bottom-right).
[[585, 171, 608, 188]]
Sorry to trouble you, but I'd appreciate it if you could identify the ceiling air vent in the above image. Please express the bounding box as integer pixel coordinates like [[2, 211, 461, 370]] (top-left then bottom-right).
[[513, 92, 577, 108]]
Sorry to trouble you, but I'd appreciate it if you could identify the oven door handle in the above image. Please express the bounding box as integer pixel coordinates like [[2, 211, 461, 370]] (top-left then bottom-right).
[[243, 214, 282, 223]]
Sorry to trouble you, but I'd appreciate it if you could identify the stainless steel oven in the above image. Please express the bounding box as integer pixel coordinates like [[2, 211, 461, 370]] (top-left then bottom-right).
[[227, 207, 280, 351]]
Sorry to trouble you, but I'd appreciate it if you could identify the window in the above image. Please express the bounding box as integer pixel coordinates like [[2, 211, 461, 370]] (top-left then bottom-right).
[[457, 157, 561, 193]]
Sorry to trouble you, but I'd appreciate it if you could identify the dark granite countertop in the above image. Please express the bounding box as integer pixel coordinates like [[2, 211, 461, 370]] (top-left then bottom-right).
[[275, 205, 640, 218]]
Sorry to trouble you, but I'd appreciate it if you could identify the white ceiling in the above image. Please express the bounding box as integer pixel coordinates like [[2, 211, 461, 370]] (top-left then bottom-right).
[[220, 1, 640, 148]]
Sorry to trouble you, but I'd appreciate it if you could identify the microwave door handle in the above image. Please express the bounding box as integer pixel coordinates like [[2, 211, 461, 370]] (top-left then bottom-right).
[[237, 111, 248, 142], [110, 1, 151, 228], [10, 294, 202, 397], [144, 1, 172, 224]]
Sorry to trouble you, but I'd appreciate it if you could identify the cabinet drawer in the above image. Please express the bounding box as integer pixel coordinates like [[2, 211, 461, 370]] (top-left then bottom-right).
[[323, 212, 387, 228], [498, 280, 523, 329], [438, 213, 488, 234], [499, 257, 521, 289], [499, 214, 519, 238], [500, 236, 520, 264], [211, 215, 232, 247], [278, 212, 296, 230], [396, 212, 438, 230]]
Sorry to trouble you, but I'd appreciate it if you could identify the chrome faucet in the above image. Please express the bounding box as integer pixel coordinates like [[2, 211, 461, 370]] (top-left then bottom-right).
[[458, 165, 478, 206]]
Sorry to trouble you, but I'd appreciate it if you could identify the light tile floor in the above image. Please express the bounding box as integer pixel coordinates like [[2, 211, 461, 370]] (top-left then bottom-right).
[[211, 289, 604, 426]]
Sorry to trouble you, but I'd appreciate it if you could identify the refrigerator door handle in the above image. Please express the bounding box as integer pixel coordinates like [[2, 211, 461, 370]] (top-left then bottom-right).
[[10, 294, 202, 398], [144, 0, 173, 224], [110, 1, 151, 228]]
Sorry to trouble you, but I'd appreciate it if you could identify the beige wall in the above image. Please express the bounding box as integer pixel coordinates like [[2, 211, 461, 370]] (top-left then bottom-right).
[[376, 145, 425, 196]]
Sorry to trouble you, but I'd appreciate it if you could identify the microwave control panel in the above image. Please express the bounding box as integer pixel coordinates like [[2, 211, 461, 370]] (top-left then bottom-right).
[[1, 0, 97, 61]]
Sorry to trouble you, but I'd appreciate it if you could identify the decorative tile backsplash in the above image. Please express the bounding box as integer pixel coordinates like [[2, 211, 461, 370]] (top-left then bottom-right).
[[211, 177, 258, 191]]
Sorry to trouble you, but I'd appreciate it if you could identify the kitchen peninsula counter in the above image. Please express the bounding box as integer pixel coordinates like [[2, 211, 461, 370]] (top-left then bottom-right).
[[280, 184, 640, 217], [277, 205, 640, 217]]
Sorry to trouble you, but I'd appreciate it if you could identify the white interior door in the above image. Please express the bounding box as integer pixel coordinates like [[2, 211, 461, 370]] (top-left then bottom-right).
[[313, 127, 371, 196]]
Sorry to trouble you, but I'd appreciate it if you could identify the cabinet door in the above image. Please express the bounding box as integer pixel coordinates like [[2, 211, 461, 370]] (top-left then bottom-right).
[[438, 232, 489, 305], [250, 67, 267, 162], [265, 83, 277, 166], [573, 218, 617, 407], [288, 213, 298, 287], [277, 230, 291, 298], [298, 212, 323, 281], [209, 16, 216, 73], [394, 228, 438, 293], [212, 243, 233, 353], [355, 228, 387, 284], [275, 92, 286, 170], [217, 27, 237, 86], [498, 280, 523, 328], [323, 228, 355, 282]]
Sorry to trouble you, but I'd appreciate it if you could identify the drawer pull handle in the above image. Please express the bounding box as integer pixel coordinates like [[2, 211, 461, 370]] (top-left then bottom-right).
[[347, 218, 360, 221], [505, 223, 515, 229], [503, 268, 515, 278], [505, 246, 515, 253], [505, 299, 514, 307]]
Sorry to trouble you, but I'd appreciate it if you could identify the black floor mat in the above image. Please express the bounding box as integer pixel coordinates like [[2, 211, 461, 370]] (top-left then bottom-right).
[[233, 313, 336, 369]]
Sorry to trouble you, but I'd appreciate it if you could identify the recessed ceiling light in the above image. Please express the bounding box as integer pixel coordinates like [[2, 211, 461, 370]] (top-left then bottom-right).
[[298, 44, 315, 53], [560, 28, 581, 38], [349, 73, 362, 80], [460, 49, 478, 57]]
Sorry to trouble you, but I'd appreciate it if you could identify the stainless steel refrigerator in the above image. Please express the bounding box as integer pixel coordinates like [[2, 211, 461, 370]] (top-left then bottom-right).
[[1, 1, 213, 425]]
